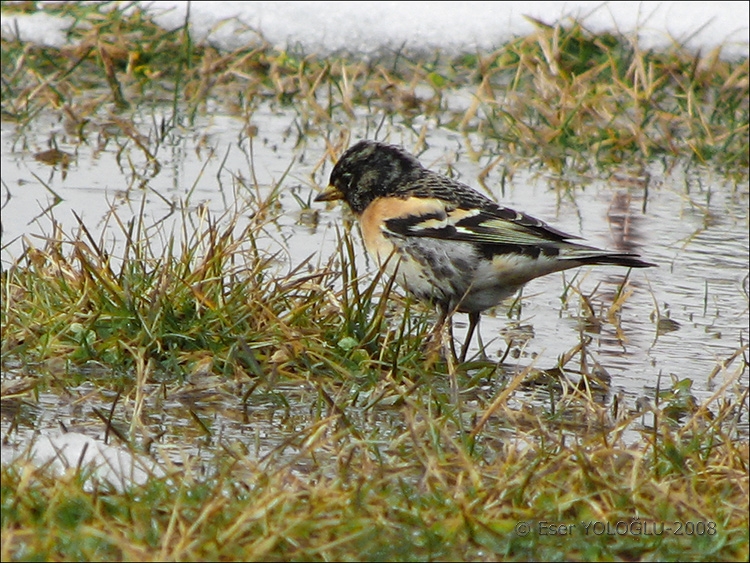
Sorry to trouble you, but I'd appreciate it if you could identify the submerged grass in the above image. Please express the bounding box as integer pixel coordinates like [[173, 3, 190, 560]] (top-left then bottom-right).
[[2, 353, 748, 560], [1, 1, 748, 177], [2, 191, 747, 561], [1, 198, 426, 387], [1, 2, 749, 561]]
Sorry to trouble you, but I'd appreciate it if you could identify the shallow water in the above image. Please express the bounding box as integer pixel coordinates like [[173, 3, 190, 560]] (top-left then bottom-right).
[[2, 101, 748, 476]]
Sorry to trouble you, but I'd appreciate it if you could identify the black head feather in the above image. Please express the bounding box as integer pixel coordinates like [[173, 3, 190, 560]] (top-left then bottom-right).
[[328, 140, 425, 213]]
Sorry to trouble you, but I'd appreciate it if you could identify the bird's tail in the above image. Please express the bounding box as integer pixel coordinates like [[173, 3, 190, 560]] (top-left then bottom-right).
[[563, 250, 656, 269]]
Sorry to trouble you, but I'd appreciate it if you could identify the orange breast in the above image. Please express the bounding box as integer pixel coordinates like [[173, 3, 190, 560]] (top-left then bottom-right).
[[359, 196, 448, 264]]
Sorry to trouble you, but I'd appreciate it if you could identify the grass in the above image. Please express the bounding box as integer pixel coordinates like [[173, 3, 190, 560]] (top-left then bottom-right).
[[2, 357, 748, 560], [1, 2, 749, 561], [1, 2, 747, 177]]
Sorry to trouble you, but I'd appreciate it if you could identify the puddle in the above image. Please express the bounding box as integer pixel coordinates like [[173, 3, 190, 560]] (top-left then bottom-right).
[[2, 101, 748, 477]]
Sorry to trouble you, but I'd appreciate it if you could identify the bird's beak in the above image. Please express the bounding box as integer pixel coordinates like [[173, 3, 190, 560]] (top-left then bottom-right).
[[314, 184, 345, 202]]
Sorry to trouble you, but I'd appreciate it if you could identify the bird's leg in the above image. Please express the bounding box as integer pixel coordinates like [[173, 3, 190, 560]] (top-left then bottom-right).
[[459, 311, 481, 363], [446, 313, 458, 360]]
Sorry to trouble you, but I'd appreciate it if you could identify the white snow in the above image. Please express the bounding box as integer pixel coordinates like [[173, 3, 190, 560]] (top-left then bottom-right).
[[2, 432, 164, 492], [0, 10, 74, 48], [2, 1, 748, 57]]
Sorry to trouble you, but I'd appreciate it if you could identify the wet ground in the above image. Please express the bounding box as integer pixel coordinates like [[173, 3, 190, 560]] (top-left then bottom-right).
[[2, 102, 748, 472]]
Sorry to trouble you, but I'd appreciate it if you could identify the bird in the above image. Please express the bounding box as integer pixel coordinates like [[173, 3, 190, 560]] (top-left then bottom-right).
[[315, 140, 655, 362]]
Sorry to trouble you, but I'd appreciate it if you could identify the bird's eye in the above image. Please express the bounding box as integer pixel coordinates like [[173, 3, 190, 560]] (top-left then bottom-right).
[[340, 172, 353, 188]]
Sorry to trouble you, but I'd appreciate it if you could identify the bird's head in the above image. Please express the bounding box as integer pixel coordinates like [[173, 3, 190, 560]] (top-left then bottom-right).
[[315, 140, 424, 214]]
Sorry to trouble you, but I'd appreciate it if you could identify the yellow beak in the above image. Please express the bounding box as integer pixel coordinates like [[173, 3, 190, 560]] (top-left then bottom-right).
[[314, 184, 345, 202]]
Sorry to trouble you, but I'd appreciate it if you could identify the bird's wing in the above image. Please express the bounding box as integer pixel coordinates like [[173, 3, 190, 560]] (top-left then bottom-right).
[[383, 197, 579, 248]]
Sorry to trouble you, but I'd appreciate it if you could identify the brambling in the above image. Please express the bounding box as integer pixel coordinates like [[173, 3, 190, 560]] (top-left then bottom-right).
[[315, 140, 655, 362]]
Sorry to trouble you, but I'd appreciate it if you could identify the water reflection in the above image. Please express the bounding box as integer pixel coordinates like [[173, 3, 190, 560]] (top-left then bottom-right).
[[1, 105, 748, 472]]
